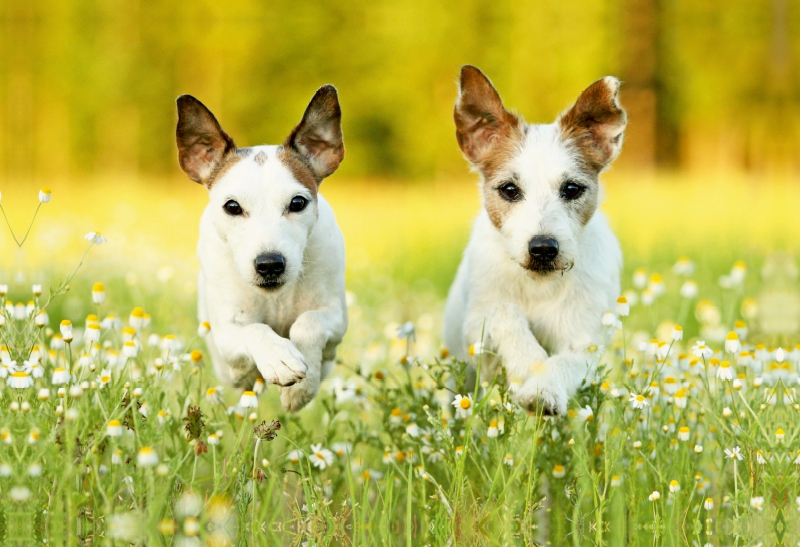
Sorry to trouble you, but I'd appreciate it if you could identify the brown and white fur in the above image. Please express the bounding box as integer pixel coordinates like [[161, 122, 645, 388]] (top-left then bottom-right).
[[175, 86, 348, 412], [443, 66, 626, 415]]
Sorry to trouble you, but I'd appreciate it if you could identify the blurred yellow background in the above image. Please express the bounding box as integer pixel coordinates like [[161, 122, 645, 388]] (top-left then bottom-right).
[[2, 0, 797, 178], [0, 0, 797, 328]]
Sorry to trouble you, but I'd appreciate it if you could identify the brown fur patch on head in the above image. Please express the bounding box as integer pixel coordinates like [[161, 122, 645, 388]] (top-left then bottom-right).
[[277, 146, 321, 196], [558, 77, 627, 173], [204, 151, 243, 190], [454, 66, 525, 174], [176, 95, 236, 187], [483, 180, 514, 230], [284, 85, 344, 180], [203, 147, 253, 190]]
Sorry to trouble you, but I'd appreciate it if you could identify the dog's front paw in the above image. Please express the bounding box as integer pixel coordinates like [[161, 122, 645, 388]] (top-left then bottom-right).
[[255, 338, 308, 387], [511, 376, 568, 416], [279, 375, 320, 413]]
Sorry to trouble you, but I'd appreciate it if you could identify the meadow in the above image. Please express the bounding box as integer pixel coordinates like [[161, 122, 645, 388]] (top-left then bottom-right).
[[0, 172, 797, 546]]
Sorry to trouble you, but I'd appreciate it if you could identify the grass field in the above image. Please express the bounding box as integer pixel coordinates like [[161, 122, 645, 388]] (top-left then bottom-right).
[[0, 172, 797, 545]]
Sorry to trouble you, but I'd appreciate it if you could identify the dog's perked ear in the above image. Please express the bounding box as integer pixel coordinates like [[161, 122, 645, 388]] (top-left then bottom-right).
[[558, 77, 627, 173], [284, 85, 345, 180], [176, 95, 236, 186], [454, 65, 523, 166]]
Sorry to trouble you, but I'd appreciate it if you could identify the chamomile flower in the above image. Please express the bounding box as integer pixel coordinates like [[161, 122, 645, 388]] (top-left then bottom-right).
[[35, 310, 48, 327], [750, 496, 764, 512], [704, 498, 714, 510], [197, 321, 211, 337], [129, 307, 145, 330], [678, 426, 690, 441], [691, 341, 713, 359], [238, 391, 258, 408], [452, 394, 473, 419], [395, 321, 416, 342], [730, 260, 746, 284], [503, 454, 514, 467], [98, 368, 112, 387], [629, 393, 649, 410], [552, 465, 565, 478], [633, 268, 647, 288], [717, 361, 734, 380], [39, 187, 52, 203], [60, 320, 73, 342], [92, 282, 106, 304], [389, 408, 403, 424], [331, 443, 351, 458], [137, 446, 159, 467], [724, 446, 744, 460], [84, 323, 101, 343], [648, 273, 665, 296], [669, 480, 680, 493], [648, 491, 661, 501], [8, 371, 33, 389], [725, 332, 740, 354], [122, 341, 138, 358], [308, 444, 334, 470], [84, 232, 107, 245], [601, 311, 617, 327], [252, 377, 265, 394], [487, 419, 499, 438], [469, 341, 485, 356], [107, 420, 123, 437], [673, 257, 694, 275], [616, 296, 629, 317], [577, 405, 594, 422], [206, 386, 223, 404]]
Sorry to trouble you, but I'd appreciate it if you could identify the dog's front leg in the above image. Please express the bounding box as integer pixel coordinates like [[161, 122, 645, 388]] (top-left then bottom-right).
[[468, 303, 550, 395], [213, 322, 308, 387], [280, 308, 344, 412], [514, 351, 593, 415]]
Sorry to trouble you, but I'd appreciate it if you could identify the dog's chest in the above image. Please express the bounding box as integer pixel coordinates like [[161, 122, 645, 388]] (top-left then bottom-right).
[[234, 294, 302, 338]]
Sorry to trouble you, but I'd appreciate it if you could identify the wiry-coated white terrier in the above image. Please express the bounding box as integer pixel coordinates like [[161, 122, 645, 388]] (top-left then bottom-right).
[[176, 86, 348, 412], [444, 66, 626, 415]]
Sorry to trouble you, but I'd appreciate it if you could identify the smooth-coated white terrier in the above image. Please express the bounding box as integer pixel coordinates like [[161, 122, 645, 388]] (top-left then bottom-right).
[[175, 85, 348, 412], [444, 66, 626, 415]]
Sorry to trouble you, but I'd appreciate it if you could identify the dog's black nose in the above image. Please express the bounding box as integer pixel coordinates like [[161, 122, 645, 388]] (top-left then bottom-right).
[[254, 253, 286, 276], [528, 237, 559, 261]]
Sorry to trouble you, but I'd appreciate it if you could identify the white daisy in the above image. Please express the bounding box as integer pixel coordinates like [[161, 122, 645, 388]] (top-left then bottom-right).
[[452, 394, 474, 419], [308, 444, 334, 470]]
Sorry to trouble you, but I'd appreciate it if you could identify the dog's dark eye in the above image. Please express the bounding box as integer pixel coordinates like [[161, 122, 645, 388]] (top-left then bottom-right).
[[560, 181, 586, 201], [223, 200, 243, 216], [288, 196, 308, 213], [499, 182, 521, 202]]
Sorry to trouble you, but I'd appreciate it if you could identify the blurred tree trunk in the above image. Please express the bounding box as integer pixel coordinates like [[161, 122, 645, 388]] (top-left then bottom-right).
[[618, 0, 680, 170]]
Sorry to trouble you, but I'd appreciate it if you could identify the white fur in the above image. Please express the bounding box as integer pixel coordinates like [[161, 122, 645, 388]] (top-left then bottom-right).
[[444, 124, 622, 414], [197, 145, 347, 412]]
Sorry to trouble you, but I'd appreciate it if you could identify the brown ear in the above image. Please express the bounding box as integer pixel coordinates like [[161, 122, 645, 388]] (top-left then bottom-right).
[[454, 65, 522, 165], [284, 85, 344, 179], [176, 95, 236, 185], [558, 77, 626, 172]]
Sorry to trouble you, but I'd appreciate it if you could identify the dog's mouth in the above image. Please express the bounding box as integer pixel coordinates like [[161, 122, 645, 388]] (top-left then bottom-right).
[[255, 277, 285, 291], [522, 259, 574, 276]]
